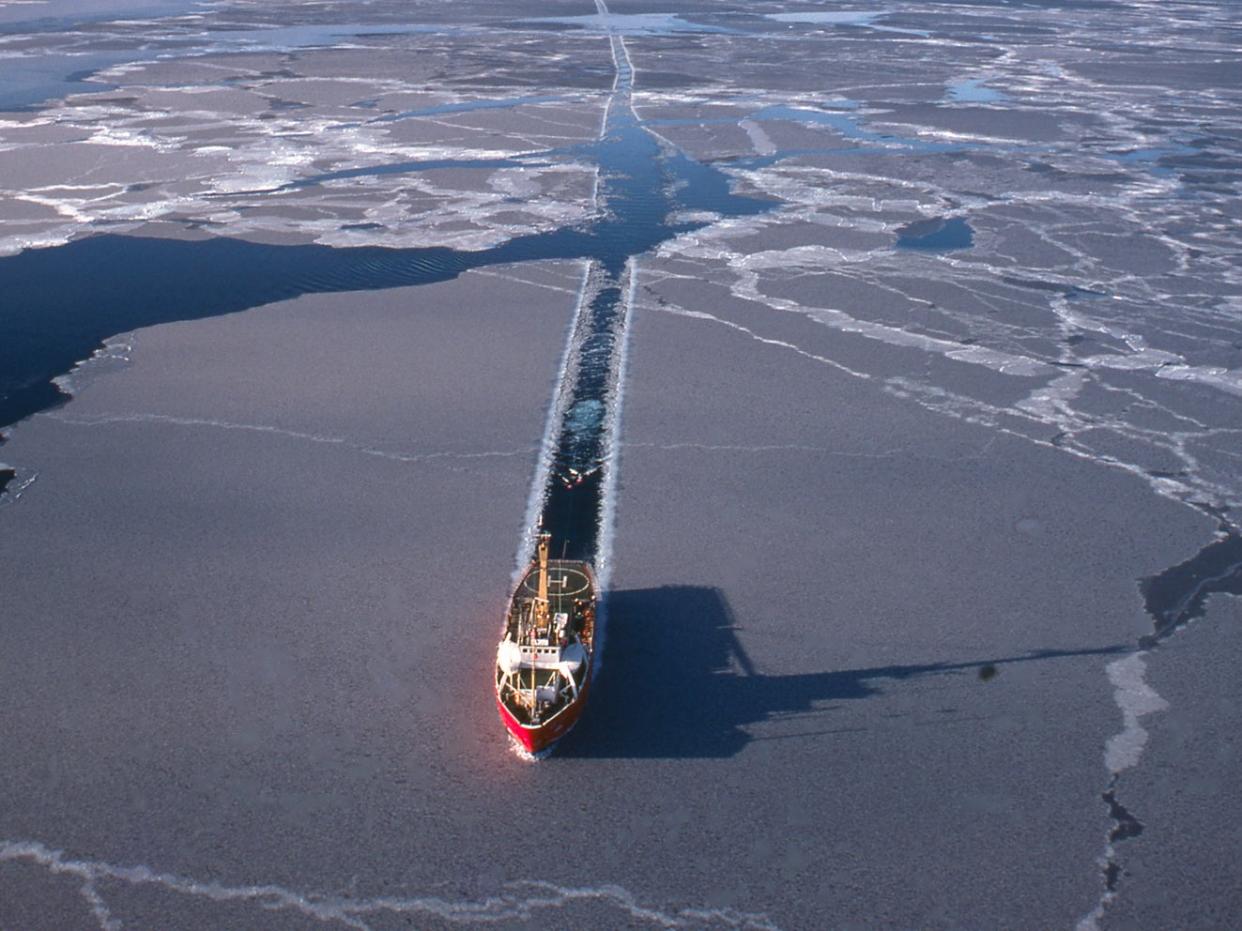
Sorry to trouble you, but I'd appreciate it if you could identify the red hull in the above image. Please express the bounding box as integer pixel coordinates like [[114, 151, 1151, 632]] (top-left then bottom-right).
[[496, 671, 592, 754]]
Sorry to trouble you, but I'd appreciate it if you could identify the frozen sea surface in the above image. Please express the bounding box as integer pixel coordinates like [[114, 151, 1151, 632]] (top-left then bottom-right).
[[1, 0, 1241, 927]]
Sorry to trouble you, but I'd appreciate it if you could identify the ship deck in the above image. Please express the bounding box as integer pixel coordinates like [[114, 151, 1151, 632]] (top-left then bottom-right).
[[497, 555, 597, 730], [509, 559, 595, 623]]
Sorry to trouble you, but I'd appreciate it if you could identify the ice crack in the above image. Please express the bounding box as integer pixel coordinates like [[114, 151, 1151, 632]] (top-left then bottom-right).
[[0, 839, 778, 930], [47, 412, 532, 470], [1077, 652, 1169, 930], [1078, 521, 1242, 929]]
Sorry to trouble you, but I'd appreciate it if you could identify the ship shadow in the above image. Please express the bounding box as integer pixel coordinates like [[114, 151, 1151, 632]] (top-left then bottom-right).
[[558, 585, 1127, 760]]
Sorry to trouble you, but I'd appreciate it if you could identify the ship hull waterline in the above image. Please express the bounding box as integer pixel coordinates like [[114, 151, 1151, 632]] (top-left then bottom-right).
[[495, 670, 592, 754]]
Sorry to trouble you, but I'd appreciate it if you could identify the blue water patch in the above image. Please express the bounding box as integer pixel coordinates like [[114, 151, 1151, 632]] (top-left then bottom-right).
[[896, 217, 974, 250], [749, 104, 963, 156], [947, 79, 1006, 104], [1107, 143, 1197, 179], [1113, 146, 1194, 162], [753, 104, 867, 137], [0, 51, 139, 110]]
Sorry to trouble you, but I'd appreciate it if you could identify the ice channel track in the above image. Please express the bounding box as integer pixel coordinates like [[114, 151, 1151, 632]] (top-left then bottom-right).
[[512, 0, 643, 689]]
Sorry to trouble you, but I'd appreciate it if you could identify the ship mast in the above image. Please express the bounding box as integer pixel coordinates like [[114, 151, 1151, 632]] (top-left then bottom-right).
[[532, 531, 552, 716], [527, 599, 537, 714], [536, 530, 551, 625]]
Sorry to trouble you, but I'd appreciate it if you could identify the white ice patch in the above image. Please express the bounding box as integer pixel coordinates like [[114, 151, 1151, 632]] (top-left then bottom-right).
[[0, 66, 599, 254], [739, 118, 775, 156], [767, 11, 885, 26], [667, 209, 721, 226], [0, 467, 39, 509], [1153, 363, 1242, 397], [766, 10, 929, 37], [48, 334, 133, 397], [1103, 652, 1168, 775], [87, 125, 174, 150], [508, 736, 555, 762]]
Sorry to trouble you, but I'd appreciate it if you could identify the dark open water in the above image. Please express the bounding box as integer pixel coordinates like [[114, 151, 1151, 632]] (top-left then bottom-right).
[[0, 74, 770, 559]]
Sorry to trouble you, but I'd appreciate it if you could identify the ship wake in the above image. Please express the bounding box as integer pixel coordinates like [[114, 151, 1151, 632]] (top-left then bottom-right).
[[513, 0, 651, 679]]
